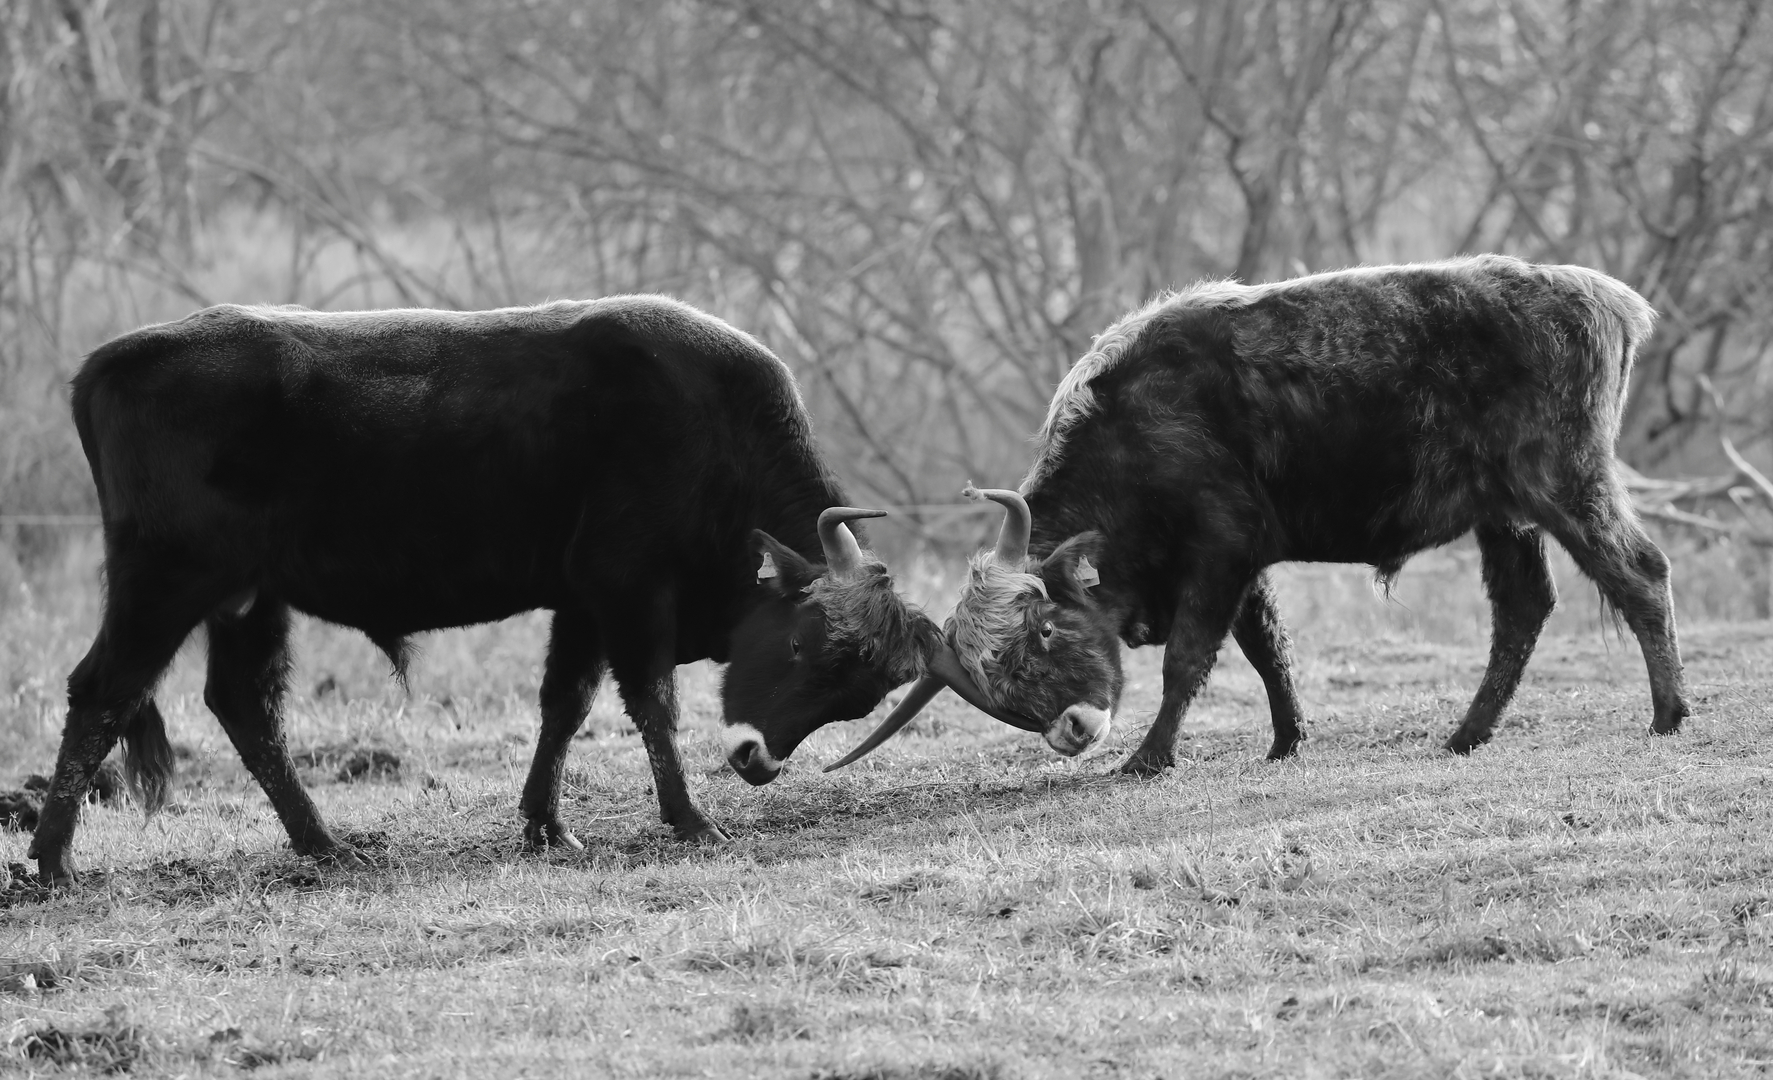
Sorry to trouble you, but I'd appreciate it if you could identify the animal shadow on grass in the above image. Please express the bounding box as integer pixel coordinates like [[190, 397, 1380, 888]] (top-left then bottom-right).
[[5, 771, 1115, 903], [738, 772, 1115, 837]]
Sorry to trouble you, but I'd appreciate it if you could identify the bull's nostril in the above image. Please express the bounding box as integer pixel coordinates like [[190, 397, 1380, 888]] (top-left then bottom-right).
[[1054, 705, 1110, 753], [722, 724, 782, 784]]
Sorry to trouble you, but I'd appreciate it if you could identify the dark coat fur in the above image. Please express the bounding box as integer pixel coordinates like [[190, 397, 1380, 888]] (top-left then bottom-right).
[[952, 255, 1689, 771], [30, 296, 932, 881]]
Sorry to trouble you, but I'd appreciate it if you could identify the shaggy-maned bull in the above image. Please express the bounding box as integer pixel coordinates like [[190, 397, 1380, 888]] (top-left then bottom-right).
[[825, 255, 1690, 775], [29, 296, 937, 884]]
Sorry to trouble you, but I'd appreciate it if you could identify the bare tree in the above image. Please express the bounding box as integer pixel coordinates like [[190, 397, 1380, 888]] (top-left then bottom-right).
[[6, 0, 1773, 555]]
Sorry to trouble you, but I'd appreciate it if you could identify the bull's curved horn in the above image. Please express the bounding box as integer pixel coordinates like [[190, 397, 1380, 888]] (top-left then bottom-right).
[[818, 507, 887, 576], [822, 673, 945, 773], [823, 641, 1046, 773], [926, 641, 1044, 733], [964, 485, 1031, 567]]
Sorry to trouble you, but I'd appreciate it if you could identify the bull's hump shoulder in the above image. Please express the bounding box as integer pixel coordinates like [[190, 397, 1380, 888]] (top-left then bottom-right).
[[1023, 283, 1248, 490], [576, 294, 804, 400], [584, 295, 782, 359]]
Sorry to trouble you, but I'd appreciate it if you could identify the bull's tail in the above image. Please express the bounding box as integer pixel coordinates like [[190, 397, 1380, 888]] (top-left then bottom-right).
[[120, 699, 175, 816]]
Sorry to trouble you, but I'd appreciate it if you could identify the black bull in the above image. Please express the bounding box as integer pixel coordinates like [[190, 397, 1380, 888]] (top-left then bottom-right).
[[29, 295, 938, 884], [828, 255, 1691, 772]]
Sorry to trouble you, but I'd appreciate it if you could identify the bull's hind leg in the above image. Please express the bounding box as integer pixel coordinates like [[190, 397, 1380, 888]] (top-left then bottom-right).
[[606, 589, 726, 844], [204, 599, 361, 867], [520, 608, 607, 852], [1231, 572, 1306, 760], [30, 557, 223, 885], [1545, 474, 1689, 735], [1122, 567, 1255, 776], [1445, 522, 1559, 754]]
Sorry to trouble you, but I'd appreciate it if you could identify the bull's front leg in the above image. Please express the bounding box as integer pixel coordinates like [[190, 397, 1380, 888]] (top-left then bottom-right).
[[1120, 570, 1254, 777], [607, 588, 727, 845]]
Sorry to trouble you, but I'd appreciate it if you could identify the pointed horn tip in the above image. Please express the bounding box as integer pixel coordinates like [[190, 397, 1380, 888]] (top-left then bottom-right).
[[963, 486, 1024, 506], [820, 506, 889, 523], [823, 674, 946, 772]]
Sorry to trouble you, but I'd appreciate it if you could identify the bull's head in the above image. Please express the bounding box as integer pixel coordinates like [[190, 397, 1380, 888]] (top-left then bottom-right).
[[721, 507, 939, 785], [823, 487, 1121, 773]]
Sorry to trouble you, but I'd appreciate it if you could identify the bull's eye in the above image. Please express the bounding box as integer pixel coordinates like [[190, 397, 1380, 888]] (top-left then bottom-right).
[[790, 637, 802, 657], [1040, 620, 1055, 640]]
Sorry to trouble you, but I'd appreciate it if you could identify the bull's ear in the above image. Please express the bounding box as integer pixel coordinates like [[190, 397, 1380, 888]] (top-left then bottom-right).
[[1038, 532, 1106, 604], [751, 530, 821, 595]]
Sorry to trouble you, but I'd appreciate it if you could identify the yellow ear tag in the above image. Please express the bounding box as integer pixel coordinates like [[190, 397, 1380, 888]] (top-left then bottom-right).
[[1077, 555, 1100, 589], [757, 551, 779, 582]]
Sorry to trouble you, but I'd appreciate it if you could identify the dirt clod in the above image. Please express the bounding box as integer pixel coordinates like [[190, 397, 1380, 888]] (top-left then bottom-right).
[[20, 1006, 147, 1073], [724, 1000, 813, 1042], [204, 1025, 324, 1069], [0, 790, 38, 831], [1, 862, 52, 907], [337, 749, 401, 782], [860, 869, 947, 905], [0, 959, 62, 993], [7, 761, 124, 827], [89, 760, 123, 804], [292, 744, 402, 782]]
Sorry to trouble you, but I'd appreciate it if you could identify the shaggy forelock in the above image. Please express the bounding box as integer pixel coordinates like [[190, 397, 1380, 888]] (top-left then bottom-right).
[[808, 560, 933, 686], [945, 553, 1047, 705]]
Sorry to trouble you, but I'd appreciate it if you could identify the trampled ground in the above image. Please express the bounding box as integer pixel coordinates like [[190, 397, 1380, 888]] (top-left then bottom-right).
[[2, 580, 1771, 1078]]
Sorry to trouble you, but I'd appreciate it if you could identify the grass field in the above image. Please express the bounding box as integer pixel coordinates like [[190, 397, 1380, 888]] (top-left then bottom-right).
[[2, 546, 1771, 1078]]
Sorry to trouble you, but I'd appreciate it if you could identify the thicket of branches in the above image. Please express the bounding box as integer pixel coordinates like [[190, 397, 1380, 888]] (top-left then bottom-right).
[[4, 0, 1772, 548]]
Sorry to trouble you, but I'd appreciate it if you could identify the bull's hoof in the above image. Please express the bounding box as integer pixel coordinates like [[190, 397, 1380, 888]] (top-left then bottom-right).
[[1443, 731, 1488, 756], [673, 820, 728, 845], [34, 858, 76, 890], [1266, 731, 1303, 761], [28, 837, 74, 888], [1651, 705, 1688, 736], [1118, 752, 1174, 777], [316, 844, 370, 871], [522, 819, 585, 853]]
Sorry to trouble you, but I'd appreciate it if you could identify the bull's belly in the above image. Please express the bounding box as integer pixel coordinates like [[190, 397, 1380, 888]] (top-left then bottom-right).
[[262, 541, 566, 635], [277, 575, 559, 636], [1273, 503, 1478, 568]]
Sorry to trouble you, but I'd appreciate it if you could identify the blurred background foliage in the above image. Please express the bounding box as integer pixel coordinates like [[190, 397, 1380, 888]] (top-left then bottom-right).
[[3, 0, 1772, 567]]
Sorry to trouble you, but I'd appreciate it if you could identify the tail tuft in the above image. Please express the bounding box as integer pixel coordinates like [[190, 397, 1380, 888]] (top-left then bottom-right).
[[121, 700, 176, 816]]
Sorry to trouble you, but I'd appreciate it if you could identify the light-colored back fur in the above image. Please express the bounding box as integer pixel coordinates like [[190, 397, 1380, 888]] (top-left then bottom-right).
[[1021, 255, 1654, 492]]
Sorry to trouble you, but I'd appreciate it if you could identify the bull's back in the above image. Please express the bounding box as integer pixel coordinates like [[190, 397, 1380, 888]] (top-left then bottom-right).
[[1106, 259, 1652, 565], [72, 299, 780, 635]]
